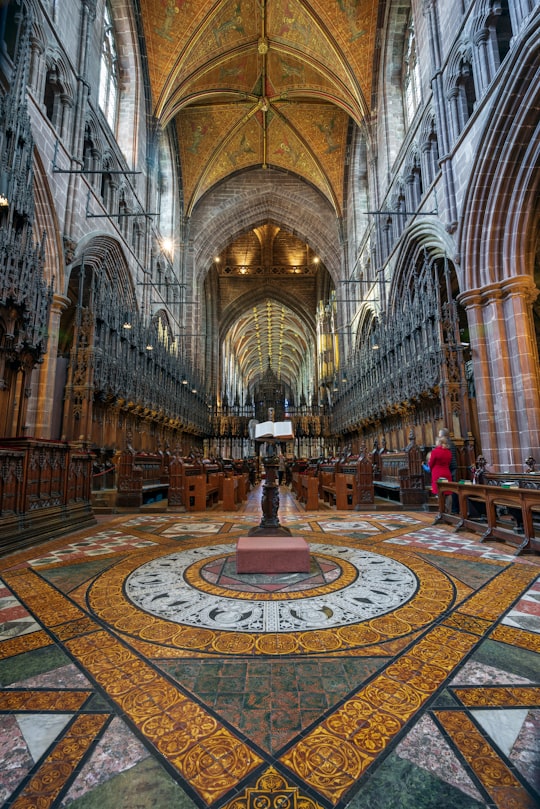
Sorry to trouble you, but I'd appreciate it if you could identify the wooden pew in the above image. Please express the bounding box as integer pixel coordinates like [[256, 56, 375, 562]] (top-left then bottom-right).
[[164, 458, 220, 511], [318, 462, 339, 506], [299, 472, 320, 509], [222, 475, 238, 510], [336, 454, 375, 510], [466, 455, 540, 526], [291, 459, 310, 498], [115, 447, 169, 508], [434, 480, 540, 555], [372, 439, 427, 507]]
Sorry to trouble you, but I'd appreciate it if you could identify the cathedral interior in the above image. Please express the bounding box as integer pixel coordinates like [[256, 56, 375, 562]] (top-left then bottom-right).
[[1, 1, 540, 808]]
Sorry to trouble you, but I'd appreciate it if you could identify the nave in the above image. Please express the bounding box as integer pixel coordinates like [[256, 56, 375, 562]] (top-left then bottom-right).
[[1, 486, 539, 809]]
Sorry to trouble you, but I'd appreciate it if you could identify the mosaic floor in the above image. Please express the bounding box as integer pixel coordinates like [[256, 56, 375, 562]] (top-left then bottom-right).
[[1, 486, 540, 809]]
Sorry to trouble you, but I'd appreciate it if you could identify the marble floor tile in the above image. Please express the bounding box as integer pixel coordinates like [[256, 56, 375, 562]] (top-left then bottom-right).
[[0, 485, 538, 809]]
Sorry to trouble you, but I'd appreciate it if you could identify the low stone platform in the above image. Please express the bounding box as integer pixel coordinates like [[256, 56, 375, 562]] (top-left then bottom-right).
[[236, 535, 310, 574]]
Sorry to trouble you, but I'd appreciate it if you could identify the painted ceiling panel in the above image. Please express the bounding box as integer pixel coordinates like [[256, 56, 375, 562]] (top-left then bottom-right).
[[194, 114, 264, 203], [175, 104, 257, 205], [169, 0, 261, 96], [267, 114, 333, 201], [274, 102, 349, 203], [169, 51, 261, 103], [138, 0, 380, 214], [266, 1, 360, 99]]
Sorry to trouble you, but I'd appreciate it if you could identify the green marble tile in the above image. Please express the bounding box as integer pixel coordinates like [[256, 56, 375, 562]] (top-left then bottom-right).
[[40, 559, 117, 592], [0, 645, 72, 686], [345, 755, 485, 809], [429, 689, 460, 709], [65, 756, 197, 809], [473, 639, 540, 683], [417, 556, 504, 590]]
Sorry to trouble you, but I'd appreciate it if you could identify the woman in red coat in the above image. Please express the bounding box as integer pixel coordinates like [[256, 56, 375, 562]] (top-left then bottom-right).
[[428, 436, 453, 495]]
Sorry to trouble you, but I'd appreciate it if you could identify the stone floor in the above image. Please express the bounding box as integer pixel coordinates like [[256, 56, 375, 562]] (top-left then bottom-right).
[[1, 485, 539, 809]]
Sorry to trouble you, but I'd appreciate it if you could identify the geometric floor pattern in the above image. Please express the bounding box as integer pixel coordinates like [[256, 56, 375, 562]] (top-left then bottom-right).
[[1, 486, 539, 809]]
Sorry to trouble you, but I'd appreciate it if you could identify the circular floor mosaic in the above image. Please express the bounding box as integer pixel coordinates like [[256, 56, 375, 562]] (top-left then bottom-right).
[[125, 544, 417, 632], [88, 537, 456, 655]]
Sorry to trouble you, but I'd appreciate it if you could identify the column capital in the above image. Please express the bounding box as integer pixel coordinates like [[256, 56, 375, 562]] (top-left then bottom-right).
[[51, 294, 71, 314], [458, 275, 539, 308]]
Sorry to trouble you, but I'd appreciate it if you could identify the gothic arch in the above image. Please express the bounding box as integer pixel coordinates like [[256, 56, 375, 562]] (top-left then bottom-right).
[[70, 234, 137, 309], [459, 14, 540, 290], [189, 168, 342, 285], [42, 48, 74, 133], [32, 148, 64, 292], [219, 287, 317, 342], [455, 15, 540, 467]]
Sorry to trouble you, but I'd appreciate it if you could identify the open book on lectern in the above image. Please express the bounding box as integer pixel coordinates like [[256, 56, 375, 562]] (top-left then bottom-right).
[[254, 420, 294, 440]]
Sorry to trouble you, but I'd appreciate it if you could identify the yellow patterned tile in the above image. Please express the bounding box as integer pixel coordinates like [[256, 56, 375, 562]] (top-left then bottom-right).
[[3, 569, 86, 625], [435, 710, 538, 808], [491, 624, 540, 653], [442, 612, 493, 635], [8, 714, 108, 809], [281, 726, 368, 801], [0, 630, 51, 659], [222, 766, 326, 809], [458, 565, 539, 621], [453, 686, 540, 708], [0, 690, 92, 711], [180, 731, 264, 803]]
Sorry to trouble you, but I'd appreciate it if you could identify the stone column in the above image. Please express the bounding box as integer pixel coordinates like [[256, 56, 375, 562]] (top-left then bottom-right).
[[460, 276, 540, 470], [30, 294, 71, 439]]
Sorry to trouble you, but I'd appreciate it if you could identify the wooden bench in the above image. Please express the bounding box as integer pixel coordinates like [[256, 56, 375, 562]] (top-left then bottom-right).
[[196, 462, 223, 510], [434, 480, 540, 555], [222, 472, 249, 511], [294, 454, 374, 511], [299, 473, 320, 509], [167, 459, 223, 511], [115, 447, 169, 508], [319, 463, 339, 507], [465, 455, 540, 527], [291, 459, 311, 498], [372, 440, 427, 507], [337, 455, 375, 510]]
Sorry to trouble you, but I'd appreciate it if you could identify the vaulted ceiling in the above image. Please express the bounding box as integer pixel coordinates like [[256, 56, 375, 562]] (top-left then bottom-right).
[[136, 0, 382, 397]]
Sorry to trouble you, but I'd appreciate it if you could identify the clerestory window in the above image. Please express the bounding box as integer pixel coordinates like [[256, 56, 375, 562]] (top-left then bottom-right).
[[98, 2, 118, 133], [403, 15, 421, 128]]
